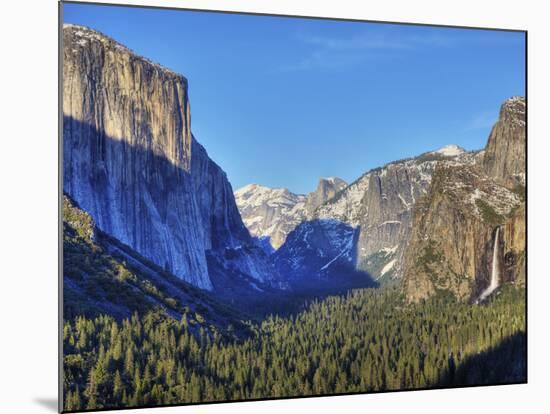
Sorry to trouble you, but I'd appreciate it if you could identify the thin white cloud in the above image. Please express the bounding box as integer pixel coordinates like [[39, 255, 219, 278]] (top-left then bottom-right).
[[277, 29, 453, 72], [278, 48, 368, 72], [300, 31, 451, 51]]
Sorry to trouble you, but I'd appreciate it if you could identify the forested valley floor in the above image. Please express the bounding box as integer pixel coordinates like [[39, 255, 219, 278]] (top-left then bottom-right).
[[63, 285, 526, 411]]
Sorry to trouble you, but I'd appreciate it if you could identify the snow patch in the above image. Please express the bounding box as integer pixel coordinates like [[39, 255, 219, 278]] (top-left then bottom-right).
[[378, 220, 402, 227], [434, 144, 466, 157], [319, 231, 354, 271], [380, 259, 396, 277], [398, 193, 411, 209], [380, 245, 398, 257]]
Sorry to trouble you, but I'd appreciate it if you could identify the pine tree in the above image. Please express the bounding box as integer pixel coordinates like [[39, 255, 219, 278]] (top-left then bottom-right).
[[124, 346, 134, 378], [113, 370, 123, 399]]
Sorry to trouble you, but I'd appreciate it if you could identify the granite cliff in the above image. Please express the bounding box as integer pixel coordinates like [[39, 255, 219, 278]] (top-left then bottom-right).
[[483, 96, 526, 189], [63, 24, 275, 291], [401, 163, 522, 302], [62, 194, 252, 337], [62, 24, 525, 300], [305, 177, 348, 216]]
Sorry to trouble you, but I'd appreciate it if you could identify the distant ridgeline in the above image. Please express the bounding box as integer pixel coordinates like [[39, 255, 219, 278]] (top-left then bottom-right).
[[237, 100, 525, 303], [62, 23, 526, 411], [63, 23, 525, 305]]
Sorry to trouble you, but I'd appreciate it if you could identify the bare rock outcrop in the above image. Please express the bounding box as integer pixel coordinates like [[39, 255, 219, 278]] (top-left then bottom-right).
[[304, 177, 348, 217], [483, 96, 526, 189]]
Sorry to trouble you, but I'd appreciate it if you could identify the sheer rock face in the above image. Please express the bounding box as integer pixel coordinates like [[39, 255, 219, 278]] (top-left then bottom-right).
[[304, 177, 348, 217], [403, 97, 526, 302], [502, 203, 526, 287], [63, 24, 273, 291], [353, 159, 437, 278], [483, 97, 526, 189], [272, 218, 363, 285], [402, 164, 521, 303]]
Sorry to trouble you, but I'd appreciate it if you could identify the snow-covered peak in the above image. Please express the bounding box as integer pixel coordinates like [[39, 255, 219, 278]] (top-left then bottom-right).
[[235, 184, 304, 207], [235, 184, 308, 250], [235, 183, 269, 197], [433, 144, 466, 157]]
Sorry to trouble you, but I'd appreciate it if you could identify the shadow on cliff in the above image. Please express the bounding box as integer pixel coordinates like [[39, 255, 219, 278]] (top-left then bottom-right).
[[435, 331, 527, 387], [64, 115, 189, 235], [62, 115, 378, 319], [63, 114, 296, 323], [63, 114, 267, 275], [63, 114, 252, 248]]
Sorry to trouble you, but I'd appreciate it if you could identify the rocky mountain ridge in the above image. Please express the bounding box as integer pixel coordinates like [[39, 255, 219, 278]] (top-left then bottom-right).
[[234, 177, 347, 251], [271, 146, 475, 285], [62, 24, 525, 304], [238, 99, 524, 301]]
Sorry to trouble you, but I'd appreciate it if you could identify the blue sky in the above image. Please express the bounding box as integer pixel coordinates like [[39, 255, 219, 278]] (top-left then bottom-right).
[[63, 3, 525, 194]]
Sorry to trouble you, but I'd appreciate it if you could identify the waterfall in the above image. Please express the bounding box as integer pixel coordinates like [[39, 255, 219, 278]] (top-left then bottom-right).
[[478, 227, 501, 302]]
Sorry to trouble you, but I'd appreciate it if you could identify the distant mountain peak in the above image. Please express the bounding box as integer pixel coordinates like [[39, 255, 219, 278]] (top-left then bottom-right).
[[234, 184, 307, 250], [235, 183, 296, 195], [319, 176, 346, 185], [235, 177, 348, 251], [433, 144, 466, 157], [235, 183, 266, 194]]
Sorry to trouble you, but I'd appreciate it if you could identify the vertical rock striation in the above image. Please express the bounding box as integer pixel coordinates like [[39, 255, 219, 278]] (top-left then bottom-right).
[[352, 159, 438, 278], [63, 24, 273, 291], [483, 96, 526, 189], [310, 149, 467, 281], [502, 203, 526, 287]]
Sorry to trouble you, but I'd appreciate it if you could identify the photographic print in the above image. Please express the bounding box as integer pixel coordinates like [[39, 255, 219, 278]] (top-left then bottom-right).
[[60, 1, 526, 412]]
